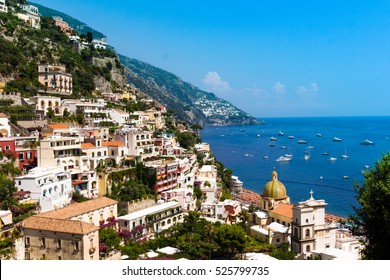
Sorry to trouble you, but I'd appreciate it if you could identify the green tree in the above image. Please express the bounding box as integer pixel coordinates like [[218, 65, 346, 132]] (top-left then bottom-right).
[[0, 175, 17, 210], [346, 153, 390, 259], [99, 228, 121, 250], [175, 131, 198, 150], [213, 224, 247, 259]]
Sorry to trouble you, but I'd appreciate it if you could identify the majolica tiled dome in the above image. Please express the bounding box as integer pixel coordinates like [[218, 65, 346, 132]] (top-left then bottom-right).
[[262, 170, 287, 198]]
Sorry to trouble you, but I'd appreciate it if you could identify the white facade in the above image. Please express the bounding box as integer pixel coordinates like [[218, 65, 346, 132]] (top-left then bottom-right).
[[108, 108, 130, 126], [291, 191, 338, 259], [159, 187, 197, 211], [17, 5, 40, 29], [30, 96, 63, 117], [0, 113, 11, 137], [117, 127, 158, 159], [118, 201, 184, 239], [15, 166, 72, 213], [0, 0, 7, 13]]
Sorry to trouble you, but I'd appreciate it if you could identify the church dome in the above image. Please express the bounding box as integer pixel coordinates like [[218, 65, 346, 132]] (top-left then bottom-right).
[[262, 170, 287, 198]]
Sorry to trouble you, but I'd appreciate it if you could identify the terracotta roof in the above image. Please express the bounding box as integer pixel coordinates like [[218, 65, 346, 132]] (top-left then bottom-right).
[[38, 197, 118, 220], [21, 216, 99, 235], [0, 113, 7, 118], [102, 141, 125, 147], [48, 123, 69, 129], [270, 203, 293, 219], [81, 143, 95, 148]]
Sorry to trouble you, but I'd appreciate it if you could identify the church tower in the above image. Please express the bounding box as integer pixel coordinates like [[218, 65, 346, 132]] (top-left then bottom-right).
[[291, 191, 337, 258]]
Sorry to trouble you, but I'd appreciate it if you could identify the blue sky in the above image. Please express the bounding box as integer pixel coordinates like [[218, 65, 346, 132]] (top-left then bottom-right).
[[31, 0, 390, 118]]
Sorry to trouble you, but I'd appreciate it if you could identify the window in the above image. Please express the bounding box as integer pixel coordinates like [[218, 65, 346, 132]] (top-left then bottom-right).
[[58, 256, 62, 260], [40, 238, 46, 248], [73, 241, 79, 251], [25, 237, 30, 246], [139, 219, 142, 225], [25, 252, 30, 260], [57, 239, 61, 249], [111, 151, 115, 156], [132, 221, 136, 228], [305, 229, 310, 237], [306, 245, 310, 252], [89, 217, 93, 224], [19, 153, 24, 161]]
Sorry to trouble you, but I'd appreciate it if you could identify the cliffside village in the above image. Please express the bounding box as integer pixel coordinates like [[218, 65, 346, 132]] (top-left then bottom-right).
[[0, 2, 362, 261]]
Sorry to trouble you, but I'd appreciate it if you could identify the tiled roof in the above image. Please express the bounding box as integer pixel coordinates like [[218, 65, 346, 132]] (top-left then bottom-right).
[[38, 197, 118, 220], [22, 216, 99, 234], [102, 141, 125, 147], [81, 143, 95, 148], [270, 203, 293, 219], [48, 123, 69, 129]]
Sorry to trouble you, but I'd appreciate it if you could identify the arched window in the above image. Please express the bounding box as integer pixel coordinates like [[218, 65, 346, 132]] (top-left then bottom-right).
[[306, 245, 310, 252], [43, 189, 47, 197], [305, 229, 310, 237]]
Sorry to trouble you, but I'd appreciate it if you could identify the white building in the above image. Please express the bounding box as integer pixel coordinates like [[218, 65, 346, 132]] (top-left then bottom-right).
[[0, 113, 11, 137], [118, 201, 184, 239], [291, 191, 339, 259], [30, 95, 63, 118], [17, 4, 40, 29], [0, 0, 8, 13], [159, 187, 197, 211], [15, 166, 72, 213], [108, 108, 130, 126], [116, 127, 158, 159]]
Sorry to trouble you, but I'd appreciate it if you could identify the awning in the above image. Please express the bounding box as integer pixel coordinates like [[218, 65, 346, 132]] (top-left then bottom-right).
[[1, 215, 12, 225]]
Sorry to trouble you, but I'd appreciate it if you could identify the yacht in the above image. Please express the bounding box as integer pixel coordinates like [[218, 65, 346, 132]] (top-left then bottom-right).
[[288, 135, 295, 139], [317, 133, 322, 137], [332, 137, 342, 142], [360, 139, 375, 145], [269, 136, 277, 141], [329, 157, 337, 161], [276, 155, 292, 162], [278, 131, 284, 136], [297, 140, 307, 144], [340, 148, 349, 158]]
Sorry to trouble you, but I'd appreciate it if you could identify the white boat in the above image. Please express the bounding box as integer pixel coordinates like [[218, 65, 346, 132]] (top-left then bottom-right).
[[360, 139, 375, 145], [281, 145, 287, 149], [307, 146, 314, 149], [288, 135, 295, 139], [340, 148, 349, 158], [268, 142, 275, 147], [276, 156, 292, 162], [257, 134, 261, 138], [332, 137, 342, 142], [304, 151, 311, 160], [297, 140, 307, 144], [329, 157, 337, 161], [263, 155, 269, 159], [342, 175, 349, 180], [317, 133, 322, 137], [278, 131, 284, 136]]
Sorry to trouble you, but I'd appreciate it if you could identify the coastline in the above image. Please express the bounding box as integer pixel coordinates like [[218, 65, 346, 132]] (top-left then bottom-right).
[[235, 187, 347, 222]]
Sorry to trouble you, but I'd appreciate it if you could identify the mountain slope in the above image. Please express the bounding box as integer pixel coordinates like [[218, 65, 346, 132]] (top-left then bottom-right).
[[119, 55, 260, 126], [30, 1, 106, 39]]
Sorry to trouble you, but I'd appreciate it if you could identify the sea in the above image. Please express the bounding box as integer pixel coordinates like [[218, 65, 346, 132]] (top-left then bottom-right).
[[200, 116, 390, 218]]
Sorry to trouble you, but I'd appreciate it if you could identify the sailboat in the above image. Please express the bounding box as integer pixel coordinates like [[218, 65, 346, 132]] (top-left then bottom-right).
[[304, 150, 311, 160], [340, 148, 349, 159]]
